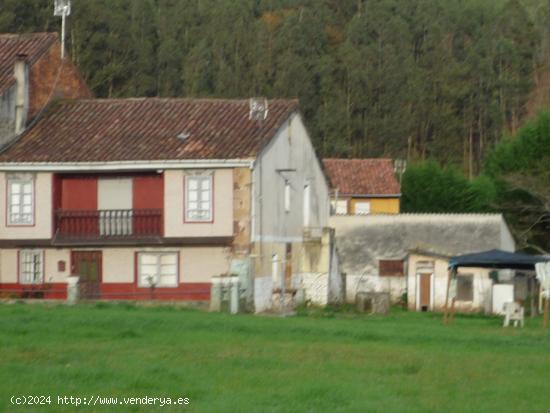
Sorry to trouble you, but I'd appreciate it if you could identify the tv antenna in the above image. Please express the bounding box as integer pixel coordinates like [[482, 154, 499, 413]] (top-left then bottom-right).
[[249, 98, 269, 121], [54, 0, 71, 60]]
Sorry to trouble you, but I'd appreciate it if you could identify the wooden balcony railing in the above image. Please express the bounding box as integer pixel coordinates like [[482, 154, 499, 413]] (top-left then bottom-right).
[[55, 209, 162, 240]]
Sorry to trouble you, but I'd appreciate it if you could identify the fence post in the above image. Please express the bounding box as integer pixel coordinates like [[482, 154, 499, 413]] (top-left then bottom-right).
[[230, 276, 240, 314], [209, 276, 222, 312], [66, 276, 80, 305]]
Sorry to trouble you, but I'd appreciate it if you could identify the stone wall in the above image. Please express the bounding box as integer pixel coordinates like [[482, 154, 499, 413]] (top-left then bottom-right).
[[28, 42, 92, 120]]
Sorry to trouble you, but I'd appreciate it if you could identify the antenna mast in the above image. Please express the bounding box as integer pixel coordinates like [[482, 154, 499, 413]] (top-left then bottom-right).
[[54, 0, 71, 60]]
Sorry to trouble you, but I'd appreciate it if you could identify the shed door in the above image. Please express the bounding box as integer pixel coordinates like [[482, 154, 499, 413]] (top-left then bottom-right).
[[419, 273, 431, 311]]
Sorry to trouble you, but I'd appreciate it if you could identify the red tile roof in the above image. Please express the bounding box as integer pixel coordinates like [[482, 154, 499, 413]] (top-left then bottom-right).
[[0, 98, 299, 162], [323, 158, 401, 196], [0, 32, 58, 94]]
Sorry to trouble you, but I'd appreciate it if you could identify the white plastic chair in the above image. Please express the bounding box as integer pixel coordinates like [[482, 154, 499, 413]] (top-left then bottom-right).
[[503, 302, 524, 328]]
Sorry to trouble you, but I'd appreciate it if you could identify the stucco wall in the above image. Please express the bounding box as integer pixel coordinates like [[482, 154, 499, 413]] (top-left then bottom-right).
[[249, 113, 331, 311], [346, 275, 406, 303], [349, 197, 400, 214], [45, 248, 71, 282], [0, 172, 52, 239], [164, 169, 233, 237], [0, 246, 230, 285], [0, 249, 18, 283], [94, 246, 230, 283], [252, 113, 329, 243], [406, 253, 493, 313]]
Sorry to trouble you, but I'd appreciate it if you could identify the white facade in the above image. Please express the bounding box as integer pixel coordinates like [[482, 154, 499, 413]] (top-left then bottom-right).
[[251, 113, 332, 311]]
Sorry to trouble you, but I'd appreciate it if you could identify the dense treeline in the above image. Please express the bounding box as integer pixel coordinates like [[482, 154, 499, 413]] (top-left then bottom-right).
[[2, 0, 549, 251], [1, 0, 549, 174], [402, 111, 550, 252]]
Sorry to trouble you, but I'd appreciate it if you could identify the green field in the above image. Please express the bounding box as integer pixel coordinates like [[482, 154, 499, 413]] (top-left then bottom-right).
[[1, 303, 550, 413]]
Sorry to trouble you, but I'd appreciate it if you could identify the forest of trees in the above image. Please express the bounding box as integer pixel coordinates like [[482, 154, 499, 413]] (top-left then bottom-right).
[[1, 0, 549, 251], [2, 0, 549, 171]]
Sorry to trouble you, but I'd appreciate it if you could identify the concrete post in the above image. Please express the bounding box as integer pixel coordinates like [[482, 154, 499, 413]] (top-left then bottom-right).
[[230, 276, 240, 314], [295, 288, 306, 306], [66, 276, 79, 305], [209, 277, 222, 312]]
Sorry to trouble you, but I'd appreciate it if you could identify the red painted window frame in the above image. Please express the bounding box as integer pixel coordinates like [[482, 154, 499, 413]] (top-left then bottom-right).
[[183, 173, 215, 224], [5, 175, 36, 228], [134, 251, 181, 288], [17, 249, 45, 285]]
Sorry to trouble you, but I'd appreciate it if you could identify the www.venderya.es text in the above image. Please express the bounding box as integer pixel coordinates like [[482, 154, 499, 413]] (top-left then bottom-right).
[[10, 395, 190, 407]]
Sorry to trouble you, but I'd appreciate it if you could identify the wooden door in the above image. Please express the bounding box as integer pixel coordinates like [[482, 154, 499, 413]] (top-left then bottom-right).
[[419, 273, 431, 310], [72, 251, 102, 299]]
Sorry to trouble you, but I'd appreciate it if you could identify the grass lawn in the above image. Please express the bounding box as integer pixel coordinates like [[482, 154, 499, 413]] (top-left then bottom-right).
[[1, 303, 550, 412]]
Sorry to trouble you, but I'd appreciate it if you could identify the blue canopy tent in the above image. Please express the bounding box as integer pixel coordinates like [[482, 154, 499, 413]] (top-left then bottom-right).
[[449, 249, 550, 271], [444, 250, 550, 324]]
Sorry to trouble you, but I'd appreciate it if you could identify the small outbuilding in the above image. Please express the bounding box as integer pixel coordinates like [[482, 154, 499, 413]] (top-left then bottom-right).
[[330, 213, 515, 313]]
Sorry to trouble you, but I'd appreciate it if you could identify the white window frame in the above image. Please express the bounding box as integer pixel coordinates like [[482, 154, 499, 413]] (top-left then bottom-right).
[[7, 176, 34, 225], [354, 201, 371, 215], [137, 252, 179, 288], [19, 250, 44, 284], [185, 174, 213, 222], [331, 199, 348, 215]]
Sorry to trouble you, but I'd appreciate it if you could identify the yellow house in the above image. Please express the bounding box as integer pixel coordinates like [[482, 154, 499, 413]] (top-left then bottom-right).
[[322, 158, 401, 215]]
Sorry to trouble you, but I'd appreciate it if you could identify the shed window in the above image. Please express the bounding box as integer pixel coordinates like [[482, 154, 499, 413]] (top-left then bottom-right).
[[456, 275, 473, 301], [379, 260, 404, 276]]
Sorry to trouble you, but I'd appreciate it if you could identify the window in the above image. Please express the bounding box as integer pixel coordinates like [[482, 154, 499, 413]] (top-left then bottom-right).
[[379, 260, 404, 276], [330, 199, 348, 215], [303, 184, 311, 226], [8, 176, 34, 225], [284, 180, 291, 213], [456, 274, 473, 301], [185, 175, 212, 222], [19, 250, 43, 284], [137, 252, 178, 288], [354, 201, 371, 215], [98, 178, 133, 235]]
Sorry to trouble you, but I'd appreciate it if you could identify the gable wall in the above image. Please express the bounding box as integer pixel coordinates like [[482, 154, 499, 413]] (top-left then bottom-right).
[[28, 42, 92, 120]]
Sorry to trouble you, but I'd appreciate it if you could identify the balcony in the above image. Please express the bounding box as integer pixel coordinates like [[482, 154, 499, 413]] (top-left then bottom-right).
[[54, 209, 162, 244]]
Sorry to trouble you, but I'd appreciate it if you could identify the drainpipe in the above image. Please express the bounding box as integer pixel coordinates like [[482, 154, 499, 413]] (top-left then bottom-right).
[[14, 53, 29, 135]]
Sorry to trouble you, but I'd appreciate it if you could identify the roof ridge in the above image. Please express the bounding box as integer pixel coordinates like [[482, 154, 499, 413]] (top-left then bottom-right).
[[54, 97, 301, 106], [357, 213, 503, 217], [0, 32, 58, 38], [0, 97, 300, 163], [323, 158, 393, 161]]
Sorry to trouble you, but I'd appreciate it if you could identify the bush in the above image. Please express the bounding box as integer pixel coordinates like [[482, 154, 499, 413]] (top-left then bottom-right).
[[401, 161, 495, 213]]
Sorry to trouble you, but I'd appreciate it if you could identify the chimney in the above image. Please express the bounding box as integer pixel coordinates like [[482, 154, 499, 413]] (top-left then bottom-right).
[[14, 53, 29, 135]]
